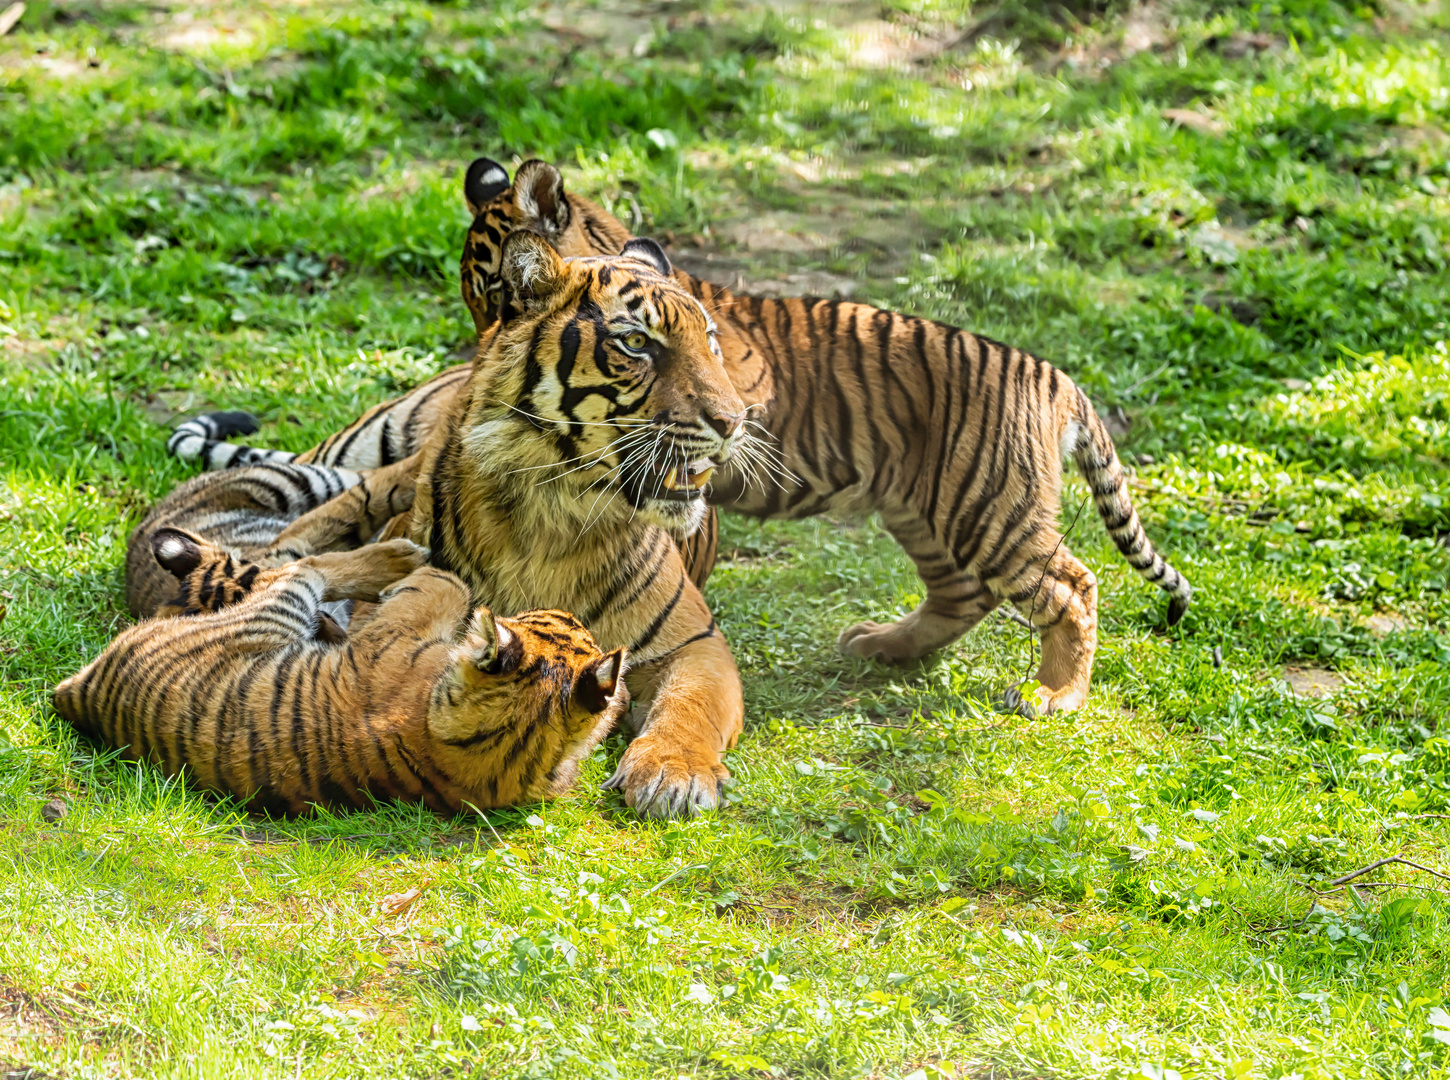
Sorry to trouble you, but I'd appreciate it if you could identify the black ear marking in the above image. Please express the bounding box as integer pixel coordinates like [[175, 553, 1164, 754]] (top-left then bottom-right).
[[513, 159, 570, 235], [464, 157, 511, 214], [573, 648, 625, 714], [152, 528, 206, 580], [621, 237, 672, 278]]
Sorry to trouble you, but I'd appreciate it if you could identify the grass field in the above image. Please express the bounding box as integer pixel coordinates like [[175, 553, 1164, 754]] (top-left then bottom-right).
[[3, 0, 1450, 1076]]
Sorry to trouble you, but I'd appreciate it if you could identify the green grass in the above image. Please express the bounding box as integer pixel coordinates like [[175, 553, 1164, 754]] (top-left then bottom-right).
[[3, 0, 1450, 1076]]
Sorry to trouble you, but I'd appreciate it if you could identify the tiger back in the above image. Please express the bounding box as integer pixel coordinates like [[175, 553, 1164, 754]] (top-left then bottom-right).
[[57, 533, 628, 815]]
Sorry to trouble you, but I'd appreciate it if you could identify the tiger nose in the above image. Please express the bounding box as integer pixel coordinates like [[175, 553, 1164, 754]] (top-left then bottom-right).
[[706, 410, 744, 439]]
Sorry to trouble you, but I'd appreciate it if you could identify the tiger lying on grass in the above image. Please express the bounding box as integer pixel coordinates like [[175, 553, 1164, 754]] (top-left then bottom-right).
[[174, 156, 1192, 723], [125, 455, 416, 625], [56, 533, 628, 816]]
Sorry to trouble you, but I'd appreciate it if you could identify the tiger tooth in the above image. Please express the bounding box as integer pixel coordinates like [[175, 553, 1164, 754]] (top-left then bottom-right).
[[688, 467, 714, 489]]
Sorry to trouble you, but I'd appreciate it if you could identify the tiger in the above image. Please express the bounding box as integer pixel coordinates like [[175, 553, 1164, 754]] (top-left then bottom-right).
[[55, 531, 629, 816], [124, 457, 417, 640], [169, 155, 1192, 721], [247, 232, 748, 819]]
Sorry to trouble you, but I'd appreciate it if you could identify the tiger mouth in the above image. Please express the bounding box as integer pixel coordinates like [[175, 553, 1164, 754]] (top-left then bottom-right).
[[651, 459, 715, 502]]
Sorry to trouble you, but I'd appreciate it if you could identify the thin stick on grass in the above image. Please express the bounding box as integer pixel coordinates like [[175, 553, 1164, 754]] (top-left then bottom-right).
[[0, 3, 25, 37], [1328, 856, 1450, 887]]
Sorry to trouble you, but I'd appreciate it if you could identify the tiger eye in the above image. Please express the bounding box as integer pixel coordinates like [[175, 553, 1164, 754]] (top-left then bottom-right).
[[622, 331, 649, 351]]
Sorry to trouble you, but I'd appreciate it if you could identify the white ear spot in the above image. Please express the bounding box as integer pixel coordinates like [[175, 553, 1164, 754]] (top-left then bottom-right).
[[157, 537, 187, 561], [595, 654, 617, 685], [494, 623, 513, 651], [480, 166, 507, 187]]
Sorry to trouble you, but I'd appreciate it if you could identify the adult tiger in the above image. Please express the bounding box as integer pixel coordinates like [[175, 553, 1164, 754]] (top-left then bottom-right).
[[249, 233, 748, 818], [173, 157, 1191, 717], [57, 533, 629, 815]]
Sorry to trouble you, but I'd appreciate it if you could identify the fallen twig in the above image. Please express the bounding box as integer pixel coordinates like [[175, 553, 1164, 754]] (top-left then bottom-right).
[[1329, 855, 1450, 887]]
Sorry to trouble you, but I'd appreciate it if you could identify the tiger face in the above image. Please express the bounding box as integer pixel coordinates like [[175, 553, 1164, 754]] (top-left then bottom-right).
[[428, 606, 627, 762], [467, 229, 746, 536], [459, 157, 628, 333]]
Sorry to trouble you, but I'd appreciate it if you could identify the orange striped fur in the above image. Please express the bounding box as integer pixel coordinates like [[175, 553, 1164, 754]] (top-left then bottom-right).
[[57, 534, 628, 816], [126, 459, 415, 622]]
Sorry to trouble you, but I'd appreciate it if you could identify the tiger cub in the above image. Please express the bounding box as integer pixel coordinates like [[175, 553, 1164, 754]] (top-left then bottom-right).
[[125, 458, 416, 622], [55, 533, 628, 816]]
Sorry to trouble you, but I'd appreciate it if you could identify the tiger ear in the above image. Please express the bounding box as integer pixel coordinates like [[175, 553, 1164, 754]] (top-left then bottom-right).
[[465, 607, 522, 675], [464, 157, 511, 215], [573, 648, 627, 714], [500, 229, 567, 307], [151, 528, 207, 580], [513, 159, 571, 237], [621, 238, 672, 278]]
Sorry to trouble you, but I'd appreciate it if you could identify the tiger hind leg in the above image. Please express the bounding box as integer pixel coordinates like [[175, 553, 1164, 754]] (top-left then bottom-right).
[[838, 518, 1000, 661], [991, 543, 1098, 715]]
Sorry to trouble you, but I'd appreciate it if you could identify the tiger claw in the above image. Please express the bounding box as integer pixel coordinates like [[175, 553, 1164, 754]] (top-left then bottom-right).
[[604, 739, 730, 820]]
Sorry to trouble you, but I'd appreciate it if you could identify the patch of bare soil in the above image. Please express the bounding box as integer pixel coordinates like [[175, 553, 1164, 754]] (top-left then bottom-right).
[[1282, 666, 1344, 698], [1364, 613, 1410, 636], [155, 10, 253, 53], [663, 185, 946, 299]]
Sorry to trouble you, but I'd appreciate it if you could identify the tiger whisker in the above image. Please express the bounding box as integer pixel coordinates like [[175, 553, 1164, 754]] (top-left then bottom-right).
[[507, 428, 652, 477], [535, 428, 656, 486], [492, 399, 652, 431]]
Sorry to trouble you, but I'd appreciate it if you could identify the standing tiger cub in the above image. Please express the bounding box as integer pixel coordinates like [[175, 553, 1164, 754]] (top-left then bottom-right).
[[56, 534, 629, 816]]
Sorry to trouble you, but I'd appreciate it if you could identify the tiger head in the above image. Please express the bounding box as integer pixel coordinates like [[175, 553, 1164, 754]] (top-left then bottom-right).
[[150, 527, 349, 642], [429, 606, 629, 799], [466, 229, 746, 537], [151, 527, 264, 617], [459, 157, 629, 333]]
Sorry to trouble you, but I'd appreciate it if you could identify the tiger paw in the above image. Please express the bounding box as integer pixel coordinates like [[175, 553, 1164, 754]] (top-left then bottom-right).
[[837, 619, 926, 663], [603, 738, 730, 819], [1034, 683, 1088, 715], [315, 539, 430, 602]]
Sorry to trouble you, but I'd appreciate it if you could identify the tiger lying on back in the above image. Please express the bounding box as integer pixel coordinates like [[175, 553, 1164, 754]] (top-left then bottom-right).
[[125, 455, 418, 623], [175, 157, 1192, 719], [56, 533, 628, 815]]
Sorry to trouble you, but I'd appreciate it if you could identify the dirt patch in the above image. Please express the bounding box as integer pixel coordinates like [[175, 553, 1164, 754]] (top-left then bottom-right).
[[1163, 108, 1226, 138], [0, 975, 81, 1043], [1282, 666, 1344, 698], [842, 17, 970, 68], [1, 337, 68, 367], [1365, 613, 1410, 636], [157, 15, 253, 54]]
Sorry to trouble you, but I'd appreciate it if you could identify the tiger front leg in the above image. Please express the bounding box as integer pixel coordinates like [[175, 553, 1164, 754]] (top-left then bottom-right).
[[603, 631, 742, 819]]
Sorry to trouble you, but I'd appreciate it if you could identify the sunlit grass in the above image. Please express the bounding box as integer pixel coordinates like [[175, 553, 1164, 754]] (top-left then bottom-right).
[[2, 0, 1450, 1076]]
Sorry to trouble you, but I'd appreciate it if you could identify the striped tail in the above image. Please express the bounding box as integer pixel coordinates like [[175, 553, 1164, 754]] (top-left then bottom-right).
[[1069, 394, 1192, 625], [166, 412, 298, 471]]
